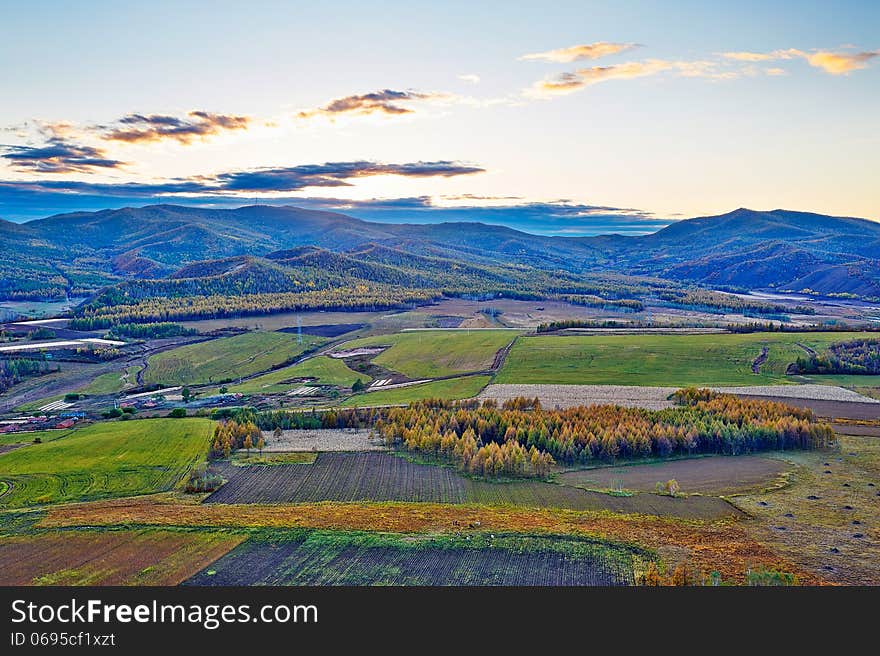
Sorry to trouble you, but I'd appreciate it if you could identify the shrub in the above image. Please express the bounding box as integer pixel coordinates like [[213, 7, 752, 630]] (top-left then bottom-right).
[[169, 408, 187, 418]]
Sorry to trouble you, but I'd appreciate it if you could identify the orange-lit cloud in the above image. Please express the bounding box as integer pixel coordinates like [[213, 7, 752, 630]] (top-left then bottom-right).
[[297, 89, 445, 118], [520, 42, 638, 63], [527, 59, 727, 96], [805, 50, 879, 74], [721, 48, 803, 62], [722, 48, 879, 74], [101, 111, 250, 144]]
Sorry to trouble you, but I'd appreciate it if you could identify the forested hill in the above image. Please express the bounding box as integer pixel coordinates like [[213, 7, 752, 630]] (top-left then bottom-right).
[[1, 204, 878, 303]]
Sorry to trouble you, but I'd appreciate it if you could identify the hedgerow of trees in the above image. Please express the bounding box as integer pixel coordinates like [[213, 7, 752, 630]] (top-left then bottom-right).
[[252, 389, 832, 478], [67, 319, 197, 338], [793, 337, 880, 374], [0, 357, 57, 393], [210, 413, 263, 458], [74, 286, 442, 325], [657, 289, 816, 315]]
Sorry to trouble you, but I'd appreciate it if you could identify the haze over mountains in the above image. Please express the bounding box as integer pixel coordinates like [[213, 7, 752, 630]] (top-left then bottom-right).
[[1, 205, 879, 301]]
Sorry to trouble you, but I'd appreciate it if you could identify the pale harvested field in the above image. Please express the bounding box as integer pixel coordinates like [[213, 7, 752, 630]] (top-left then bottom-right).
[[263, 428, 385, 452], [719, 384, 879, 404], [479, 383, 878, 411], [479, 384, 677, 410]]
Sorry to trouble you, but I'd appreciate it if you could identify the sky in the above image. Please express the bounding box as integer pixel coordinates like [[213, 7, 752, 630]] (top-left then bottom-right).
[[0, 0, 878, 234]]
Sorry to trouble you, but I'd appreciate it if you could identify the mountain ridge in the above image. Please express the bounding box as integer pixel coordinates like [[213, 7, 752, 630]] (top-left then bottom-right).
[[1, 204, 878, 301]]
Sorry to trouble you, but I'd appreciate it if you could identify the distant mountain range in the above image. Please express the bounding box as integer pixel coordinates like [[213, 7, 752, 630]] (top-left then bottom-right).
[[1, 204, 878, 302]]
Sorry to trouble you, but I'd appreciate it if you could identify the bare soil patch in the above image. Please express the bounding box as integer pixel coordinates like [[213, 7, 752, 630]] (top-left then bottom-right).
[[264, 429, 386, 452], [558, 456, 789, 496], [204, 452, 741, 520], [830, 423, 880, 437], [278, 323, 365, 338], [740, 396, 880, 421]]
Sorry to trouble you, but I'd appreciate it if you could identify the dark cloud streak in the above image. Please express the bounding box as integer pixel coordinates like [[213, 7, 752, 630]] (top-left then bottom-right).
[[1, 139, 125, 173], [298, 89, 443, 118], [101, 111, 250, 144]]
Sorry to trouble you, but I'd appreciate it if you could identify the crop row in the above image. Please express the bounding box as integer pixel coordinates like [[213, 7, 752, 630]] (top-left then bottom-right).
[[185, 532, 636, 586]]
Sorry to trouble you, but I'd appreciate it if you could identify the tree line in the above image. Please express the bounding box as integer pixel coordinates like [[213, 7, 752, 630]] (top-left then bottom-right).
[[792, 337, 880, 375], [657, 289, 816, 315], [250, 389, 832, 478], [73, 286, 441, 325], [0, 357, 57, 393]]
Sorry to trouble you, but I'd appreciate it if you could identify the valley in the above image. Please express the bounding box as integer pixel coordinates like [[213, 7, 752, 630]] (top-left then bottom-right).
[[1, 205, 879, 588]]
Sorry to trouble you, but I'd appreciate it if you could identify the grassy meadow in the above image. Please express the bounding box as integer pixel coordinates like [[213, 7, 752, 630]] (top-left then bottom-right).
[[341, 375, 491, 407], [230, 355, 369, 394], [496, 332, 867, 386], [0, 418, 212, 507], [338, 330, 515, 379], [144, 331, 324, 385]]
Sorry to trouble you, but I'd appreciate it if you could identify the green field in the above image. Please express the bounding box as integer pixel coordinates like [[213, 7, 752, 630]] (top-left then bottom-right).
[[144, 332, 324, 385], [230, 355, 369, 394], [796, 373, 880, 388], [496, 332, 867, 386], [341, 375, 491, 407], [338, 330, 515, 378], [0, 429, 75, 447], [13, 394, 65, 414], [77, 370, 128, 395], [0, 418, 212, 507]]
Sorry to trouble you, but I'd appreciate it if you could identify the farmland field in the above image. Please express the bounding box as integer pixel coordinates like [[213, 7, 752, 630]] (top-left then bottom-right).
[[144, 331, 324, 385], [336, 330, 515, 378], [340, 375, 491, 407], [557, 455, 789, 495], [496, 332, 866, 386], [260, 428, 385, 452], [185, 530, 638, 586], [0, 428, 74, 447], [734, 434, 880, 585], [205, 452, 741, 519], [205, 453, 466, 504], [41, 496, 810, 583], [0, 418, 212, 507], [76, 370, 129, 395], [0, 529, 244, 585], [229, 355, 368, 394]]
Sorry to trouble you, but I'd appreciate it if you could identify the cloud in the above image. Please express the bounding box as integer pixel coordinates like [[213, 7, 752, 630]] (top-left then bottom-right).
[[520, 42, 638, 63], [805, 50, 879, 74], [212, 161, 485, 192], [457, 74, 481, 84], [721, 49, 801, 62], [0, 160, 484, 209], [722, 48, 879, 74], [297, 89, 446, 118], [1, 138, 125, 173], [527, 59, 676, 96], [100, 111, 250, 144], [292, 197, 670, 236]]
